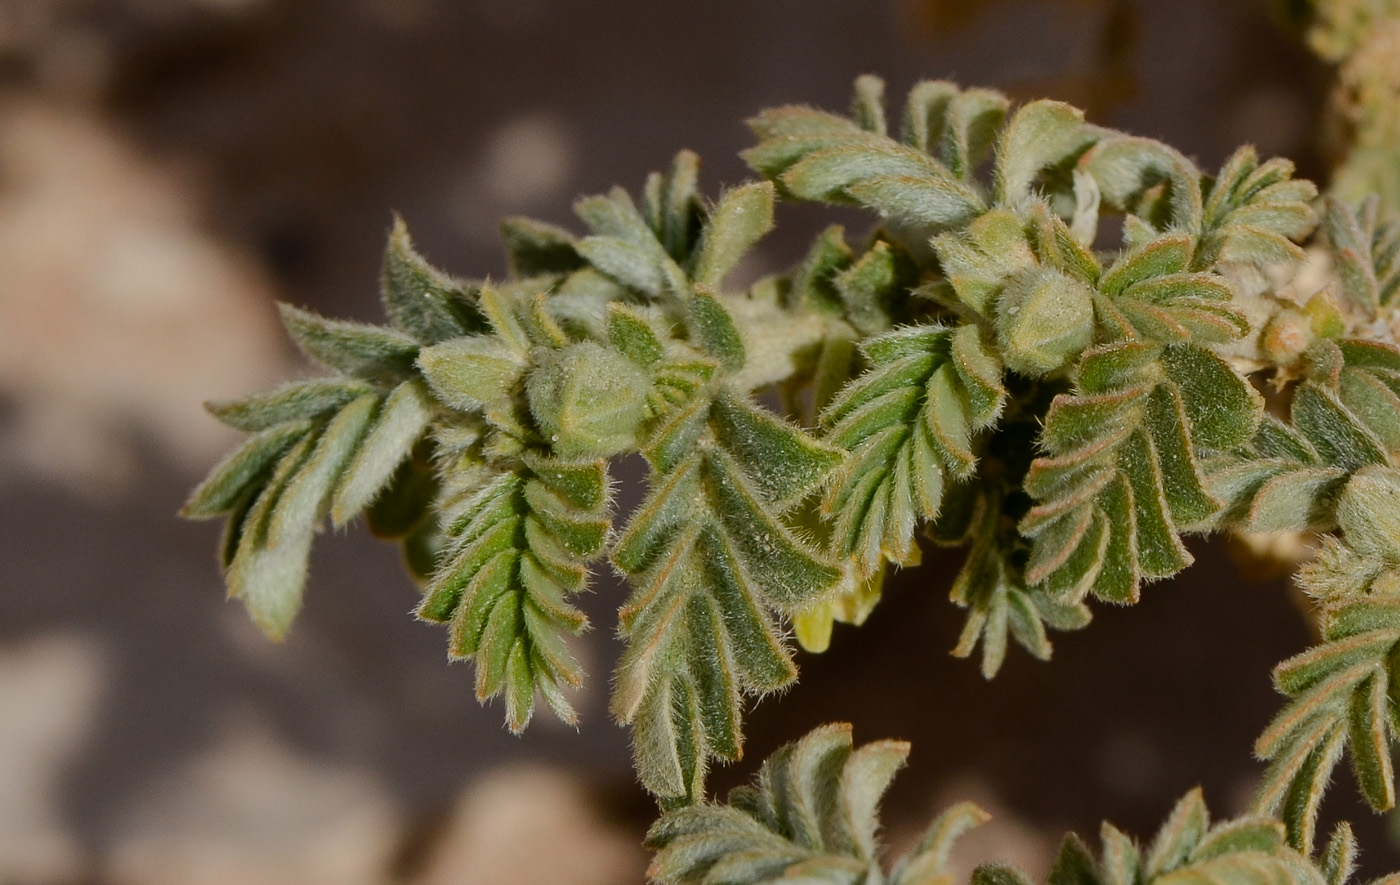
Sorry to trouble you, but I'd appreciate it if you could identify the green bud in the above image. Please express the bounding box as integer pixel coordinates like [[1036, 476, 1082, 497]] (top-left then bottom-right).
[[526, 341, 651, 458], [1337, 466, 1400, 560], [995, 267, 1094, 376]]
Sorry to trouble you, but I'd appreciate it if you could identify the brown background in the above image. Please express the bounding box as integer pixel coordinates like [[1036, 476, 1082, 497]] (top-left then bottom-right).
[[0, 1, 1370, 882]]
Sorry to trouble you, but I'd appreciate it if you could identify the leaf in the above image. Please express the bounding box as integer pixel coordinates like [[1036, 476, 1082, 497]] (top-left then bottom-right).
[[266, 392, 378, 547], [207, 378, 375, 432], [278, 303, 420, 384], [834, 240, 919, 336], [746, 78, 1004, 237], [1022, 343, 1239, 603], [901, 81, 1008, 180], [650, 732, 1327, 885], [607, 303, 666, 366], [952, 495, 1091, 677], [613, 395, 841, 799], [846, 174, 985, 229], [995, 100, 1095, 203], [1337, 467, 1400, 559], [644, 151, 704, 262], [1255, 557, 1400, 850], [647, 724, 921, 883], [577, 235, 672, 297], [692, 182, 775, 289], [688, 287, 746, 370], [382, 215, 484, 342], [1145, 788, 1209, 879], [225, 432, 317, 640], [821, 324, 1003, 573], [182, 421, 313, 519], [331, 379, 435, 525], [416, 456, 610, 731], [1079, 136, 1203, 233], [711, 390, 844, 510], [499, 216, 584, 277], [418, 336, 526, 412], [1196, 147, 1316, 270]]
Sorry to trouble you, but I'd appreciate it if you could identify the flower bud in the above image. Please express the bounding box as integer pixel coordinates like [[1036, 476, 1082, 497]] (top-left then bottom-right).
[[994, 267, 1094, 376], [1338, 465, 1400, 560], [526, 342, 651, 458]]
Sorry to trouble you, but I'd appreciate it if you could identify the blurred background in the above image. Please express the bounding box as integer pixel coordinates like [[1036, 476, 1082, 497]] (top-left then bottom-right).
[[0, 0, 1369, 882]]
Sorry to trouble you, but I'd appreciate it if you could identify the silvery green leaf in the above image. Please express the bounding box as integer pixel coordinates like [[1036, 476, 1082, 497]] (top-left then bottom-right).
[[1080, 136, 1203, 233], [278, 303, 419, 384], [207, 378, 374, 432], [845, 174, 985, 229], [688, 287, 746, 370], [850, 74, 887, 135], [692, 182, 775, 289], [417, 457, 610, 732], [606, 302, 665, 366], [995, 99, 1096, 204], [267, 392, 378, 547], [182, 421, 312, 519], [331, 379, 434, 525], [643, 150, 703, 262], [612, 390, 842, 799], [382, 216, 485, 343], [833, 240, 918, 336], [577, 235, 672, 297], [499, 216, 584, 277]]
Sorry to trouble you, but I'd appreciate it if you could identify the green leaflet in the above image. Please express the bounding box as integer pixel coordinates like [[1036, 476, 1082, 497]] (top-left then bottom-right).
[[646, 724, 926, 884], [277, 303, 420, 385], [950, 489, 1091, 679], [994, 99, 1097, 205], [746, 78, 1107, 244], [382, 215, 486, 343], [833, 239, 920, 336], [564, 151, 778, 302], [330, 380, 435, 525], [650, 727, 1330, 885], [968, 788, 1332, 885], [821, 323, 1004, 574], [1324, 197, 1400, 315], [1078, 138, 1316, 270], [206, 378, 374, 432], [1209, 339, 1400, 534], [1253, 464, 1400, 848], [1079, 135, 1203, 233], [1093, 233, 1248, 345], [612, 394, 841, 800], [1022, 342, 1260, 604], [1255, 557, 1400, 851], [1196, 147, 1318, 269], [499, 216, 584, 278], [188, 373, 432, 639], [691, 182, 775, 290], [182, 421, 313, 520], [416, 455, 610, 732]]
